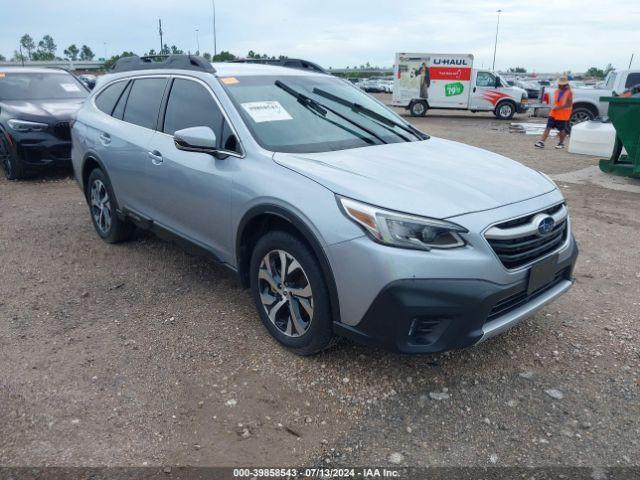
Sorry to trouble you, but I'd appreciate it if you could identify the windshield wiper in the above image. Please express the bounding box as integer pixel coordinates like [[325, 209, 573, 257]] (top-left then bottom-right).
[[312, 88, 429, 141], [275, 80, 387, 145]]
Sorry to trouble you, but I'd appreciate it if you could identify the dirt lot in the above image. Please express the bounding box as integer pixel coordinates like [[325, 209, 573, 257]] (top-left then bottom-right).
[[1, 100, 639, 469]]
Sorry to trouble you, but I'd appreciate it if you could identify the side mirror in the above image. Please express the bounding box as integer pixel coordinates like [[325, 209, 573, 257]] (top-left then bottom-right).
[[174, 126, 218, 154], [494, 76, 501, 88]]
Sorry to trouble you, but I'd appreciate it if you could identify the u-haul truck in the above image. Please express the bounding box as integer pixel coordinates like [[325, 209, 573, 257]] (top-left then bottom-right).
[[392, 53, 528, 119]]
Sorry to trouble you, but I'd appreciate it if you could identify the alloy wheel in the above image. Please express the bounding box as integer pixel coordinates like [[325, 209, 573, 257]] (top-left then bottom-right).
[[570, 110, 593, 126], [499, 104, 513, 118], [90, 179, 112, 235], [0, 141, 13, 179], [258, 249, 314, 337]]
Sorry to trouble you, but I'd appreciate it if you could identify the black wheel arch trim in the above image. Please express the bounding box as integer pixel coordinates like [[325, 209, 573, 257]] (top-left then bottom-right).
[[81, 152, 123, 214], [236, 203, 341, 324]]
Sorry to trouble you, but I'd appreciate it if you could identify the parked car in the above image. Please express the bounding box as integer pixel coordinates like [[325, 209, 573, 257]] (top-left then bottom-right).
[[72, 55, 578, 355], [0, 67, 88, 180], [541, 69, 640, 125], [515, 80, 540, 99]]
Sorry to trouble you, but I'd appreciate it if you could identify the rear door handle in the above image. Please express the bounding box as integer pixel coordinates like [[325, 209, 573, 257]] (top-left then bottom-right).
[[99, 132, 111, 145], [148, 150, 163, 165]]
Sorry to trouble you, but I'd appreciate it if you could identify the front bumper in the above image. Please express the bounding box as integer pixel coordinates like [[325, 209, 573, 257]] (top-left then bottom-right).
[[9, 130, 72, 169], [332, 235, 578, 354]]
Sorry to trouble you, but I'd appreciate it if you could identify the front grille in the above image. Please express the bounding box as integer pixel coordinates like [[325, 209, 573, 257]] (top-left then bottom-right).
[[487, 267, 570, 321], [486, 204, 568, 269], [53, 122, 71, 141]]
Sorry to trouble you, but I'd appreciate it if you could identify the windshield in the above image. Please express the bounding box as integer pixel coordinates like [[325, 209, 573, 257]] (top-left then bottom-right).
[[0, 72, 88, 101], [221, 75, 421, 153]]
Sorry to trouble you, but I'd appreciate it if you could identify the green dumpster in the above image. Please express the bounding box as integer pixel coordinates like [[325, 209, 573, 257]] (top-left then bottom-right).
[[599, 96, 640, 178]]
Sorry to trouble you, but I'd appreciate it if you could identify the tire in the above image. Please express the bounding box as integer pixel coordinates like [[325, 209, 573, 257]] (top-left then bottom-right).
[[0, 134, 26, 180], [250, 230, 334, 356], [409, 101, 428, 117], [570, 106, 596, 127], [494, 101, 516, 120], [86, 168, 133, 243]]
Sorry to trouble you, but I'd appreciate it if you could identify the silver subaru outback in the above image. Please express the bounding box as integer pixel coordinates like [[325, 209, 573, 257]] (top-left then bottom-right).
[[71, 55, 578, 355]]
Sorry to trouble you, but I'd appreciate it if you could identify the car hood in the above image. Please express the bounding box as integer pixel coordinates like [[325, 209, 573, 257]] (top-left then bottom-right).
[[273, 138, 555, 219], [0, 99, 84, 122]]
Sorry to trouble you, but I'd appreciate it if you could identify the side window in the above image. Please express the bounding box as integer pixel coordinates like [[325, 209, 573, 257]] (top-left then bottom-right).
[[625, 73, 640, 89], [163, 79, 224, 142], [122, 78, 167, 129], [112, 81, 132, 119], [476, 72, 495, 87], [95, 81, 128, 115]]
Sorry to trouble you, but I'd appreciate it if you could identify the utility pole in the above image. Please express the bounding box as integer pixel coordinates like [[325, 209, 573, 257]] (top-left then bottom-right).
[[159, 19, 164, 54], [492, 9, 502, 72], [212, 0, 217, 57], [195, 29, 200, 55], [629, 53, 635, 69], [19, 44, 25, 67]]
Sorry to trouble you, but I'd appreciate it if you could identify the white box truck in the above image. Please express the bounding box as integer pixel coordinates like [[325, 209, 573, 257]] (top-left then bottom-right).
[[392, 53, 529, 119]]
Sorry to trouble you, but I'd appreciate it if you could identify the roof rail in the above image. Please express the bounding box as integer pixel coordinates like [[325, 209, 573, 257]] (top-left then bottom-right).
[[231, 58, 327, 74], [111, 54, 216, 74]]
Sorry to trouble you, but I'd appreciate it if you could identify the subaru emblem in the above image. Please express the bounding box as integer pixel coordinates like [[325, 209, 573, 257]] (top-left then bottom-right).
[[536, 215, 555, 236]]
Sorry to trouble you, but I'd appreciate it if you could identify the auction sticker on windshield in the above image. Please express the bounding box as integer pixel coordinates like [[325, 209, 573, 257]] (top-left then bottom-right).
[[241, 101, 293, 123], [60, 83, 81, 92]]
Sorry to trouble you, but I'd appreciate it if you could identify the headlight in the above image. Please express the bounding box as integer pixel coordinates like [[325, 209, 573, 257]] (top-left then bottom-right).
[[7, 119, 49, 132], [338, 196, 467, 250]]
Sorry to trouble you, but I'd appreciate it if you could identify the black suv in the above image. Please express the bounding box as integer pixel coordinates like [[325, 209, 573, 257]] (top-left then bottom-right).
[[0, 67, 88, 179]]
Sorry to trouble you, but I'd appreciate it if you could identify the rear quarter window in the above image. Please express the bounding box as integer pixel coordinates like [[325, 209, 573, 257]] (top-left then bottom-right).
[[625, 73, 640, 89], [95, 81, 129, 115], [122, 78, 168, 130]]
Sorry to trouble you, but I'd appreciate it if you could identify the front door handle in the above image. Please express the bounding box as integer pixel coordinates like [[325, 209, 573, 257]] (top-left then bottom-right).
[[99, 132, 111, 145], [148, 150, 163, 165]]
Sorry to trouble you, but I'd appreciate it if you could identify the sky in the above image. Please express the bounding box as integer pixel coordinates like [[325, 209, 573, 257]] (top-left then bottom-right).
[[1, 0, 639, 73]]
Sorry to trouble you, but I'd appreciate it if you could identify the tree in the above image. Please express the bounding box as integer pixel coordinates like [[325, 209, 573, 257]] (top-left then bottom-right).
[[0, 54, 6, 61], [213, 50, 235, 62], [202, 52, 212, 61], [11, 50, 27, 62], [20, 34, 35, 60], [64, 44, 80, 61], [508, 66, 527, 73], [80, 45, 94, 61], [161, 44, 170, 55], [247, 50, 257, 58], [103, 51, 136, 70], [585, 67, 605, 79], [170, 45, 183, 54], [33, 35, 56, 60]]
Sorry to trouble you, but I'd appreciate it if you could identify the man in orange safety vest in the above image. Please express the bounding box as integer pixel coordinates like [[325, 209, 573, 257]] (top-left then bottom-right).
[[535, 76, 573, 149]]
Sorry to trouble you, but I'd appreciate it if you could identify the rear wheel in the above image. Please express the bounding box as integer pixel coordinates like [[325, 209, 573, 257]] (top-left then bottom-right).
[[409, 101, 428, 117], [570, 106, 596, 126], [0, 135, 25, 180], [495, 101, 516, 120], [86, 168, 133, 243], [250, 231, 333, 355]]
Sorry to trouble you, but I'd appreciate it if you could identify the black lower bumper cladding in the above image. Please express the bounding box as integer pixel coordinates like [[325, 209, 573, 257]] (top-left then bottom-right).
[[334, 237, 578, 353]]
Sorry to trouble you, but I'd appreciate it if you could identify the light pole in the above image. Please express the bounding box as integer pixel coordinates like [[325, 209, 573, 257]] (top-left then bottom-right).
[[195, 29, 200, 55], [211, 0, 217, 57], [492, 9, 502, 72]]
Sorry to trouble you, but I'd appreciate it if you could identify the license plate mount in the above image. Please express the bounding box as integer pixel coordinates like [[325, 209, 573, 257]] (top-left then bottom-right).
[[527, 254, 558, 295]]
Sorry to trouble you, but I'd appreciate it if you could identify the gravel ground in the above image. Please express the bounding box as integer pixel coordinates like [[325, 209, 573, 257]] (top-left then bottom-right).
[[1, 99, 639, 468]]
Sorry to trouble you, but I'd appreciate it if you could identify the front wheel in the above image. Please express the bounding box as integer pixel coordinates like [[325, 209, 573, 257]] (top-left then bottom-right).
[[495, 101, 516, 120], [409, 101, 428, 117], [250, 231, 334, 355], [0, 135, 25, 180]]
